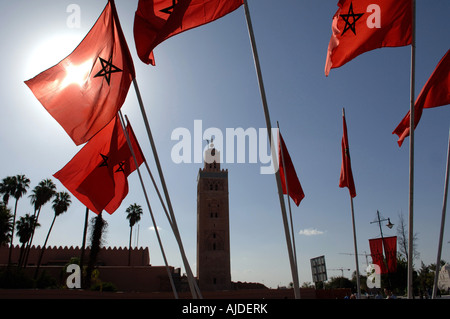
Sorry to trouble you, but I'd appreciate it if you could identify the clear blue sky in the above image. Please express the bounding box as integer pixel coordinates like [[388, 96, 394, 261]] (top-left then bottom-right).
[[1, 0, 449, 289]]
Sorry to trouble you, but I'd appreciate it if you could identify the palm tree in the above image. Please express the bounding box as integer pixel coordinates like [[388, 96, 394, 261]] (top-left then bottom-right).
[[24, 179, 56, 267], [8, 175, 30, 266], [85, 212, 107, 288], [34, 192, 71, 279], [0, 176, 15, 205], [16, 214, 39, 268], [0, 203, 13, 246], [125, 203, 143, 266]]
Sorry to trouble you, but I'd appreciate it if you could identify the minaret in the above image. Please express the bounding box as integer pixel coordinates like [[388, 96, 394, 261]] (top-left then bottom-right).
[[196, 139, 231, 291]]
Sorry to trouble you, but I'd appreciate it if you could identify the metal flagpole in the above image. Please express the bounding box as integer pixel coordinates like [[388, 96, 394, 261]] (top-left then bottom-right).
[[112, 1, 199, 298], [407, 0, 416, 299], [276, 121, 299, 274], [243, 0, 300, 299], [432, 128, 450, 299], [118, 111, 179, 299], [349, 198, 361, 298], [124, 115, 175, 232], [132, 78, 202, 299], [342, 108, 361, 299]]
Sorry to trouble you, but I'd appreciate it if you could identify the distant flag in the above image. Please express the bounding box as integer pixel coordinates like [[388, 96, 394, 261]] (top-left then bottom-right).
[[383, 236, 397, 273], [325, 0, 412, 76], [54, 116, 145, 215], [278, 131, 305, 206], [25, 0, 135, 145], [393, 49, 450, 147], [369, 238, 387, 274], [133, 0, 243, 65], [368, 236, 397, 274], [339, 110, 356, 198]]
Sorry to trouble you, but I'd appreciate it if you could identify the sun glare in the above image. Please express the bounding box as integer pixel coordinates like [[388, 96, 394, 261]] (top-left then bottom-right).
[[26, 33, 83, 79], [61, 60, 92, 88]]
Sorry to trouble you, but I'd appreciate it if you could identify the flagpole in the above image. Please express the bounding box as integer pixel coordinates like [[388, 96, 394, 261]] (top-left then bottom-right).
[[118, 110, 178, 299], [342, 108, 361, 299], [124, 115, 174, 231], [432, 128, 450, 299], [407, 0, 416, 299], [349, 196, 361, 298], [132, 78, 202, 299], [111, 2, 199, 297], [243, 0, 300, 299], [79, 207, 89, 283], [276, 121, 299, 273]]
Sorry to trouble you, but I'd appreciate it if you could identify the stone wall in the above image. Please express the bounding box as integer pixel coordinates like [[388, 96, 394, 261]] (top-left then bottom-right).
[[0, 245, 150, 267]]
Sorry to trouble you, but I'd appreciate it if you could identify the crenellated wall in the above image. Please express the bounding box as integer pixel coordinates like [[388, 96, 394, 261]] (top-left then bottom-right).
[[0, 245, 150, 267], [0, 245, 181, 292]]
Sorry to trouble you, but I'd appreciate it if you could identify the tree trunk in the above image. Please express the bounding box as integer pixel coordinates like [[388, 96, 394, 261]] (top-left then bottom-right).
[[7, 198, 19, 267], [23, 207, 41, 268], [85, 212, 105, 289], [34, 215, 56, 279], [128, 226, 133, 266]]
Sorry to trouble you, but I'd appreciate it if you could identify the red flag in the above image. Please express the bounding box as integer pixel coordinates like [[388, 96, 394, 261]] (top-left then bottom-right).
[[54, 116, 145, 215], [369, 238, 387, 274], [134, 0, 243, 65], [325, 0, 412, 76], [339, 111, 356, 198], [383, 236, 397, 273], [278, 132, 305, 206], [104, 121, 145, 214], [25, 1, 135, 145], [393, 49, 450, 147]]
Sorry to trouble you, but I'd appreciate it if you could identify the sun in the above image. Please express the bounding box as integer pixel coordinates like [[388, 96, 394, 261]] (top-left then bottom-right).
[[60, 60, 93, 88], [25, 33, 83, 79]]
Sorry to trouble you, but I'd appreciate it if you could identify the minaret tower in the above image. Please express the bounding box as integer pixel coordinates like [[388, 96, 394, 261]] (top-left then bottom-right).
[[196, 139, 231, 290]]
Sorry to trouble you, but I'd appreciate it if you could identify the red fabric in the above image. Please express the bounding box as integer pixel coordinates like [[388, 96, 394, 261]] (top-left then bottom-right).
[[339, 113, 356, 198], [383, 236, 397, 273], [134, 0, 243, 65], [325, 0, 412, 76], [393, 49, 450, 147], [25, 1, 135, 145], [54, 116, 145, 215], [278, 132, 305, 206], [369, 238, 387, 274]]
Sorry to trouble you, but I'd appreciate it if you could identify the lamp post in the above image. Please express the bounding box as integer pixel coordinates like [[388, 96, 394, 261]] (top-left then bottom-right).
[[371, 211, 394, 239], [370, 210, 394, 289]]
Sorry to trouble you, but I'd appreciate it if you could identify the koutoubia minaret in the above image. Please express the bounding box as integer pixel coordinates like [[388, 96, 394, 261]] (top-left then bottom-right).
[[196, 139, 231, 291]]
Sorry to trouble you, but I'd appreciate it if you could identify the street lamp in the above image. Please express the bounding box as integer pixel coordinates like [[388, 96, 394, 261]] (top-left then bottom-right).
[[371, 211, 394, 236], [370, 210, 394, 288], [386, 218, 394, 229]]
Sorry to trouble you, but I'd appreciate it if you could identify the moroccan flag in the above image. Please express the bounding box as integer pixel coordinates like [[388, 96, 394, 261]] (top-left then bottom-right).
[[278, 132, 305, 206], [339, 111, 356, 198], [54, 116, 145, 215], [325, 0, 412, 76], [134, 0, 243, 65], [25, 0, 135, 145], [393, 49, 450, 147]]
